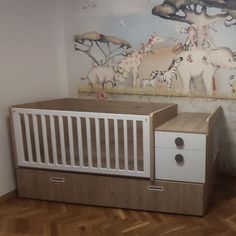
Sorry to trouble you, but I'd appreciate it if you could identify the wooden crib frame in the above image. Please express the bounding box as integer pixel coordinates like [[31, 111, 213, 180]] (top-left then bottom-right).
[[10, 98, 221, 216], [11, 98, 177, 180]]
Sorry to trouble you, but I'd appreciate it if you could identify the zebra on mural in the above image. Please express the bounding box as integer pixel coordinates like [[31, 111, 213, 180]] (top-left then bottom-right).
[[140, 57, 183, 89]]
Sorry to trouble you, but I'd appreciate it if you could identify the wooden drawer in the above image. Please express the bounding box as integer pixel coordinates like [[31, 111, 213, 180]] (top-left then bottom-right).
[[146, 179, 205, 216], [17, 168, 75, 203], [155, 148, 206, 183], [17, 168, 205, 216], [155, 131, 206, 150]]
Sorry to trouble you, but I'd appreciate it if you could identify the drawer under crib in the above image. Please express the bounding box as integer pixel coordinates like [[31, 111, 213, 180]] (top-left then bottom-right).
[[17, 168, 206, 216]]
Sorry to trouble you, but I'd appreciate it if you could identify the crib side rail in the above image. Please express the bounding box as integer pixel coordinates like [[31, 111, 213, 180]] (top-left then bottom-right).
[[11, 108, 151, 178]]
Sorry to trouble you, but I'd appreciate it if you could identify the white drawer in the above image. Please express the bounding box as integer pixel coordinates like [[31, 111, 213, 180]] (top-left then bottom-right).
[[155, 131, 206, 150], [155, 148, 206, 183]]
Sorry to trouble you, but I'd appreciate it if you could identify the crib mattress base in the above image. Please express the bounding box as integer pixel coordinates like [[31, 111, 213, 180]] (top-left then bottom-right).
[[17, 167, 206, 216]]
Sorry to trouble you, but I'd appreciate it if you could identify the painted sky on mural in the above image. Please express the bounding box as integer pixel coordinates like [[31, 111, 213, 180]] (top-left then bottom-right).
[[75, 0, 236, 51]]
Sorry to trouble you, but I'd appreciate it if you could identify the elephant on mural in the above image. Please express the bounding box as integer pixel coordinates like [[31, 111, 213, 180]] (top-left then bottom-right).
[[177, 47, 236, 95]]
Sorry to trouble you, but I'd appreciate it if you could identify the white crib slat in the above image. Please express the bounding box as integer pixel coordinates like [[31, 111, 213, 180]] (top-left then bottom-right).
[[68, 116, 75, 166], [86, 117, 92, 167], [58, 116, 66, 165], [133, 121, 138, 171], [24, 114, 33, 163], [114, 119, 119, 170], [123, 120, 128, 171], [49, 115, 58, 165], [41, 115, 49, 164], [142, 119, 150, 177], [104, 118, 110, 169], [13, 112, 25, 164], [76, 117, 84, 167], [32, 114, 41, 163], [95, 118, 101, 168]]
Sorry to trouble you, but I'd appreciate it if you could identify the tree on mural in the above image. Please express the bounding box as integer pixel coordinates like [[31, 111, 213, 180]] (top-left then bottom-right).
[[152, 0, 236, 49], [152, 0, 236, 26], [74, 31, 132, 67]]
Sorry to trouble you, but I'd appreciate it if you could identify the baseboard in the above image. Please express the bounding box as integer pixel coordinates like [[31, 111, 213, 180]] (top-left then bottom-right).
[[0, 190, 17, 203]]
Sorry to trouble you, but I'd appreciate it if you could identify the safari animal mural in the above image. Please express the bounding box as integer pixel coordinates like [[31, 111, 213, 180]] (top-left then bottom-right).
[[75, 0, 236, 98]]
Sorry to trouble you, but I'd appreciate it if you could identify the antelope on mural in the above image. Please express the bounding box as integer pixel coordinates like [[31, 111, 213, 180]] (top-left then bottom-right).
[[184, 25, 197, 51], [113, 33, 163, 87]]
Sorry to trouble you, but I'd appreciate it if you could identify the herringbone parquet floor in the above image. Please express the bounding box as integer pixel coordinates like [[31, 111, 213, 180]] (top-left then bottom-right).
[[1, 175, 236, 236]]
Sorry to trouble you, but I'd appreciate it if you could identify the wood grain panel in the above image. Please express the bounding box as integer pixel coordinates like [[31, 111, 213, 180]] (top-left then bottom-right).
[[13, 98, 176, 116], [17, 168, 205, 216], [203, 106, 223, 212], [156, 112, 210, 134]]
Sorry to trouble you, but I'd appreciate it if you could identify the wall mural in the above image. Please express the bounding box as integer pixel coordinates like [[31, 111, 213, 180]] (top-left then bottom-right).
[[75, 0, 236, 98]]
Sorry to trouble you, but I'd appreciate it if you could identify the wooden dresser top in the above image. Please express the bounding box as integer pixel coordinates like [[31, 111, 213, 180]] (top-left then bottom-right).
[[155, 112, 210, 134], [13, 98, 176, 116]]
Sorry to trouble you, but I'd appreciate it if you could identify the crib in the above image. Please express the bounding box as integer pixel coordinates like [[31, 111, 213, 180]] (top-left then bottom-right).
[[10, 98, 220, 216], [11, 98, 177, 179]]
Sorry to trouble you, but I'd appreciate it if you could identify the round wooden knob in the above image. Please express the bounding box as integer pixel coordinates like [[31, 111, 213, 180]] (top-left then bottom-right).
[[175, 137, 184, 148], [175, 154, 184, 165]]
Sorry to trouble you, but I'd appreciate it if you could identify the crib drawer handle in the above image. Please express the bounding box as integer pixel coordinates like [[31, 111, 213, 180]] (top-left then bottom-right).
[[175, 137, 184, 148], [50, 177, 65, 183], [175, 154, 184, 165], [148, 186, 164, 192]]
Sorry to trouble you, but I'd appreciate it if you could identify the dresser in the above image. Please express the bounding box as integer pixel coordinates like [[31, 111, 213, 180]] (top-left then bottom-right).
[[154, 109, 222, 215]]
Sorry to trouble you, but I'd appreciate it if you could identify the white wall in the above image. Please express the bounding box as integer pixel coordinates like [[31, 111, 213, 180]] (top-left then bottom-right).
[[61, 0, 81, 96], [0, 0, 68, 196]]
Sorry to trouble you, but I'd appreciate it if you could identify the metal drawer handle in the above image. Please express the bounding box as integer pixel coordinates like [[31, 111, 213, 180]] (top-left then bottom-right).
[[50, 177, 65, 183], [175, 154, 184, 165], [148, 186, 164, 191], [175, 137, 184, 148]]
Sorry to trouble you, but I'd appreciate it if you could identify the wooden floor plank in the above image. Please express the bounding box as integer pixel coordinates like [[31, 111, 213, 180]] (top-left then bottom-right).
[[1, 175, 236, 235]]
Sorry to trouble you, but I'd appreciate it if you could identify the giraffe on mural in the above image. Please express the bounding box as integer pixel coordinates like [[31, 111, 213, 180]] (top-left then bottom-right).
[[113, 33, 163, 87]]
